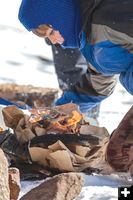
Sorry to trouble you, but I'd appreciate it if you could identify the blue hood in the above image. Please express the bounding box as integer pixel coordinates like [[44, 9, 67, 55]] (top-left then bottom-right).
[[18, 0, 82, 48]]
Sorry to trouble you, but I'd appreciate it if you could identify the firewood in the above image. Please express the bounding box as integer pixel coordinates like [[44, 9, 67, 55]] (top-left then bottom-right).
[[30, 133, 99, 147]]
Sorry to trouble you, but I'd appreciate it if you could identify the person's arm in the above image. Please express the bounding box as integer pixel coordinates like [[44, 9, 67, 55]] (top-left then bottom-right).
[[55, 64, 117, 113], [51, 45, 85, 91]]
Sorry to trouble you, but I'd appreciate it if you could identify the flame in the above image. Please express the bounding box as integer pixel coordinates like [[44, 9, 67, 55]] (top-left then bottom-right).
[[29, 108, 83, 133], [67, 111, 82, 126], [0, 127, 4, 132], [50, 110, 82, 133]]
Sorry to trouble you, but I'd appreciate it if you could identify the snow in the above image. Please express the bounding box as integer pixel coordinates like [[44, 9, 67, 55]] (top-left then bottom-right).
[[19, 174, 132, 199], [0, 1, 133, 199]]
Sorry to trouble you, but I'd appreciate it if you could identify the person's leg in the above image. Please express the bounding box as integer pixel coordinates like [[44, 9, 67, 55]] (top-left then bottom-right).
[[51, 45, 85, 91], [51, 45, 100, 118]]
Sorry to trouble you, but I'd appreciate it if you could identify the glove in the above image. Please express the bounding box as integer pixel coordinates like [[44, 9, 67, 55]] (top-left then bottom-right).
[[120, 66, 133, 95], [55, 91, 105, 113]]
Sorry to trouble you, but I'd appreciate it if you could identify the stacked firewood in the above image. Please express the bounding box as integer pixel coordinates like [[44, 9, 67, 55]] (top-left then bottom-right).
[[1, 103, 112, 175]]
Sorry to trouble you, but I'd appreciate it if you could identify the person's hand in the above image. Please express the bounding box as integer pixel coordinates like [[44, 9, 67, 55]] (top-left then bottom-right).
[[46, 28, 64, 45], [55, 91, 72, 106], [33, 24, 64, 45], [55, 91, 103, 114]]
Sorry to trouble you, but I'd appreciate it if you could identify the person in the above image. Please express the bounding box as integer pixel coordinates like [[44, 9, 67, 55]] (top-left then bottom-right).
[[18, 0, 133, 114], [49, 43, 100, 119]]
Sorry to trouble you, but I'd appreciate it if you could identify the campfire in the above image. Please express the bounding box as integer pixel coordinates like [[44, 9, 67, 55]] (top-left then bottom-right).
[[0, 103, 111, 180], [29, 107, 83, 134]]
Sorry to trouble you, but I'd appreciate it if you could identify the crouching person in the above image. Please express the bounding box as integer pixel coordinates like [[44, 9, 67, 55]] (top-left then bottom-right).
[[106, 106, 133, 177]]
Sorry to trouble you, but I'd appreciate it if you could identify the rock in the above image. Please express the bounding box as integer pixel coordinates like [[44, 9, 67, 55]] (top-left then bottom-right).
[[0, 83, 58, 107], [9, 167, 21, 200], [20, 172, 84, 200], [0, 149, 10, 200]]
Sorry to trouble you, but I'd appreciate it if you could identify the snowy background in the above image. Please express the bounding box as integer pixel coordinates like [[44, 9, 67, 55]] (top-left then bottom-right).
[[0, 0, 133, 199]]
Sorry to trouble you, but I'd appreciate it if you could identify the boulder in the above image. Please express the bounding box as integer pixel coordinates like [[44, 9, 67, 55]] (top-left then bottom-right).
[[0, 149, 9, 200], [20, 172, 84, 200]]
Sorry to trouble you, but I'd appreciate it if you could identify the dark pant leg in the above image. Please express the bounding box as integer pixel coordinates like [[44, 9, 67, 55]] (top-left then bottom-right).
[[52, 45, 85, 91], [51, 45, 100, 117]]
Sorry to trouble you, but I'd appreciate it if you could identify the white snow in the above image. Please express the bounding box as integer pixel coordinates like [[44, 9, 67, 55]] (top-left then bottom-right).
[[0, 1, 133, 199]]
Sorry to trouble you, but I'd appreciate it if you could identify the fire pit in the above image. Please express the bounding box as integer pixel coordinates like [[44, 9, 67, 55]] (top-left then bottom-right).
[[0, 103, 112, 178]]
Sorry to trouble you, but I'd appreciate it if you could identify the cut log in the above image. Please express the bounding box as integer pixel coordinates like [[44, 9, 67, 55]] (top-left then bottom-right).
[[30, 133, 99, 147], [0, 83, 58, 107]]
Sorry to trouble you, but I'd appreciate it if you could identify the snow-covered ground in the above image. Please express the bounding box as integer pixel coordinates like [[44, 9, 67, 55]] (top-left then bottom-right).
[[0, 1, 133, 199]]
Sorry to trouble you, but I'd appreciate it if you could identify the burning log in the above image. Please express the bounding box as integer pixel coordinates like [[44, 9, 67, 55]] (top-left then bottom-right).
[[29, 106, 84, 134], [2, 103, 91, 143]]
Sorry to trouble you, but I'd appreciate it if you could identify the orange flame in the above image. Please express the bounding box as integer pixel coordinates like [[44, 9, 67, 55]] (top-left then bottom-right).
[[50, 110, 82, 132], [29, 109, 83, 133]]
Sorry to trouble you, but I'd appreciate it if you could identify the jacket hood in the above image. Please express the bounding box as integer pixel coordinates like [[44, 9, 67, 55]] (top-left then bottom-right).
[[18, 0, 82, 48]]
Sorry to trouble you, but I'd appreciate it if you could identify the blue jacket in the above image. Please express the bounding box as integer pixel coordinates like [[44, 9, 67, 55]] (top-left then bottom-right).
[[80, 31, 133, 94], [56, 0, 133, 112]]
